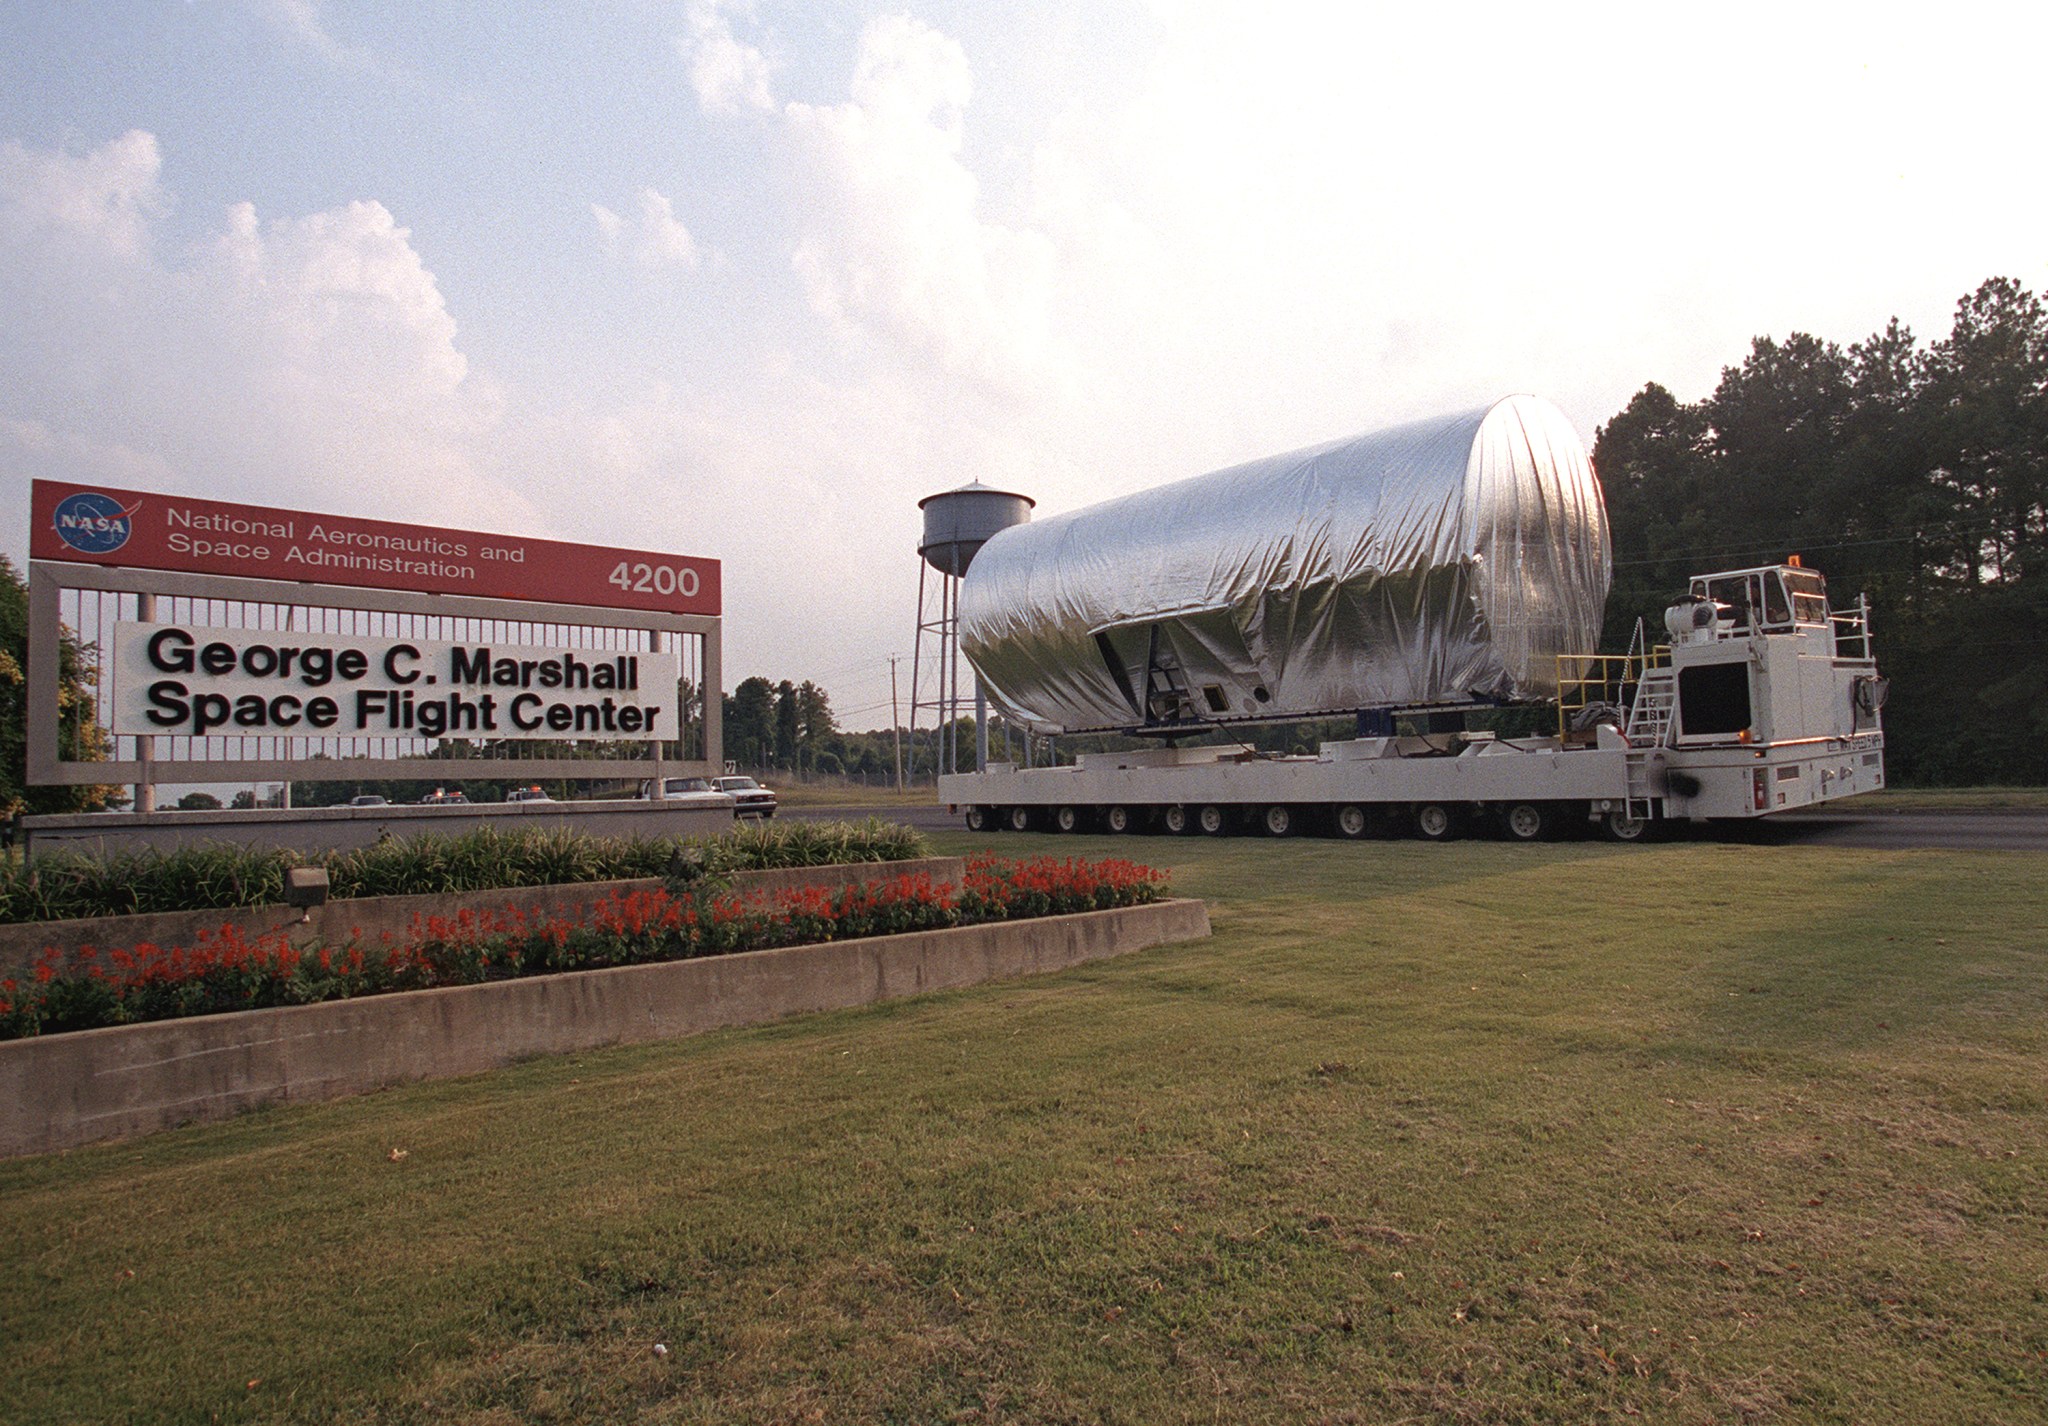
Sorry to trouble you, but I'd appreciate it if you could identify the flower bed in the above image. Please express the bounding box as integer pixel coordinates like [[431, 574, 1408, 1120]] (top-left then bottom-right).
[[0, 855, 1168, 1040]]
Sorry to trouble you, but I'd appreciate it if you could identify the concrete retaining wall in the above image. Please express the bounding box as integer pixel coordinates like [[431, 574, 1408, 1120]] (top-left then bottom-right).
[[0, 897, 1210, 1158], [0, 858, 964, 982]]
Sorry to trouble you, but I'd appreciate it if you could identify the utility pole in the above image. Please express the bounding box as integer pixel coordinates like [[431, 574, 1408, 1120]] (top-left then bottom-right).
[[890, 656, 904, 793]]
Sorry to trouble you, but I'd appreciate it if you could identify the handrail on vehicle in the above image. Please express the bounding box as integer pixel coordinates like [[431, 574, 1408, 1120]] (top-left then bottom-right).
[[1554, 647, 1667, 744]]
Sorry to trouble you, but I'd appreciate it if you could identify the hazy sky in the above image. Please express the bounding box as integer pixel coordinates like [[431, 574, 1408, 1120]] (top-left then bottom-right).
[[3, 1, 2041, 728]]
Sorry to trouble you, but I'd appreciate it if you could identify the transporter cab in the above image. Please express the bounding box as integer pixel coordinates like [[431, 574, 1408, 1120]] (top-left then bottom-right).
[[939, 561, 1888, 842]]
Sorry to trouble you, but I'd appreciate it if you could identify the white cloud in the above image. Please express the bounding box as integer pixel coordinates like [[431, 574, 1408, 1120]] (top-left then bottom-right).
[[780, 14, 1057, 390], [593, 188, 701, 269], [0, 131, 514, 528], [0, 127, 163, 260], [247, 0, 403, 81], [680, 0, 774, 114]]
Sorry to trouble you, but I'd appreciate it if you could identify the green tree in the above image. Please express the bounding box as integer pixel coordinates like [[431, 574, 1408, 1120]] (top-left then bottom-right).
[[0, 556, 123, 816], [773, 680, 798, 767], [794, 680, 834, 770], [726, 676, 775, 769]]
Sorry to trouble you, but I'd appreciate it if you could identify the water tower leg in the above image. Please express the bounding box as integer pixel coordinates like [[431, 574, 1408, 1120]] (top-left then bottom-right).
[[975, 682, 988, 773]]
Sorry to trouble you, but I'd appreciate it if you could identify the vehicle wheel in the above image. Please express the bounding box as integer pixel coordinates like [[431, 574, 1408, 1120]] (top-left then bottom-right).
[[964, 805, 988, 832], [1162, 805, 1191, 835], [1602, 807, 1651, 842], [1333, 804, 1371, 840], [1053, 805, 1082, 834], [1006, 805, 1033, 834], [1197, 804, 1229, 836], [1501, 802, 1547, 842], [1103, 805, 1132, 835], [1261, 804, 1294, 837], [1413, 803, 1460, 841]]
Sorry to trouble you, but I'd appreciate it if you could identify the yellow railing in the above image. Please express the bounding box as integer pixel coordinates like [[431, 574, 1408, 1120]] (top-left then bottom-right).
[[1554, 647, 1670, 742]]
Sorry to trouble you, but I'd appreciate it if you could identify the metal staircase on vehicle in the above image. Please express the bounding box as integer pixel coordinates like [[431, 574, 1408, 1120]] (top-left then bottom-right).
[[1623, 664, 1677, 818]]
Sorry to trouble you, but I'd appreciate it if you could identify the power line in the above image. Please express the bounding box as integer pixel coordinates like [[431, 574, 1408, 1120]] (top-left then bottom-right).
[[1611, 520, 2035, 569]]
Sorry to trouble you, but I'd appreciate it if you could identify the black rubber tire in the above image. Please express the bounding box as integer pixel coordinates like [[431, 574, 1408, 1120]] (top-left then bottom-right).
[[1053, 805, 1082, 834], [1197, 804, 1229, 836], [1006, 805, 1032, 834], [1333, 804, 1371, 840], [1261, 805, 1294, 837], [1602, 808, 1651, 842], [964, 806, 988, 833], [1162, 805, 1191, 835], [1501, 802, 1547, 842], [1102, 805, 1132, 835], [1413, 803, 1460, 841]]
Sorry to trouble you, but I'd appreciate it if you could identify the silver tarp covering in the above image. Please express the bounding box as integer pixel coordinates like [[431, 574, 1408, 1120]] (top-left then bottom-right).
[[959, 395, 1610, 733]]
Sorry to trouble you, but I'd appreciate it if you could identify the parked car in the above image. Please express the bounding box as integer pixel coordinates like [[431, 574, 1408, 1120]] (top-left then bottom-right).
[[637, 776, 736, 809], [504, 786, 553, 804], [713, 775, 777, 818], [347, 794, 390, 807], [419, 789, 469, 806]]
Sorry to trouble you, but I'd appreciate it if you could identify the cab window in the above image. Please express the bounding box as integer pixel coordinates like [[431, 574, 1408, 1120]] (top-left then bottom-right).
[[1783, 569, 1829, 625], [1705, 575, 1759, 630], [1763, 573, 1792, 626]]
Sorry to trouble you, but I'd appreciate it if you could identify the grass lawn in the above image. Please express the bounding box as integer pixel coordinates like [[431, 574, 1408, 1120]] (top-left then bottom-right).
[[3, 833, 2043, 1424], [768, 781, 934, 810]]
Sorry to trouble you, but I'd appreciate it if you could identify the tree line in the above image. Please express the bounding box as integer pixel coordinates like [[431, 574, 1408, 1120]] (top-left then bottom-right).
[[1595, 276, 2046, 785]]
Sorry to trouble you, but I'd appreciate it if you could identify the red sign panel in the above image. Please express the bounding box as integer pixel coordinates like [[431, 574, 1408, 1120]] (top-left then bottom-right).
[[30, 480, 719, 616]]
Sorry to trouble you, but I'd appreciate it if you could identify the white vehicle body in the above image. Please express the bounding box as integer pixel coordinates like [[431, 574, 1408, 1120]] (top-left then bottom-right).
[[640, 775, 740, 814], [939, 564, 1886, 840]]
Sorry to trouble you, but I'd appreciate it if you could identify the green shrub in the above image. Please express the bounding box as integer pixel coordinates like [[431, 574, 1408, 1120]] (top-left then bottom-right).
[[0, 820, 931, 924]]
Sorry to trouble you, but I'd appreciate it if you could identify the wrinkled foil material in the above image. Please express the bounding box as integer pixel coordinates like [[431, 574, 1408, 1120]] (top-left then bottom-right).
[[959, 395, 1611, 733]]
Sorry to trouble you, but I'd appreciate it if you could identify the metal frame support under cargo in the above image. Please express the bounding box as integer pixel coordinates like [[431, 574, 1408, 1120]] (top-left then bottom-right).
[[27, 560, 721, 789]]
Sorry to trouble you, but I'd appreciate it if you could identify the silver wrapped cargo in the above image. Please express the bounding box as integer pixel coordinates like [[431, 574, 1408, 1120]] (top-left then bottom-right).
[[958, 395, 1610, 733]]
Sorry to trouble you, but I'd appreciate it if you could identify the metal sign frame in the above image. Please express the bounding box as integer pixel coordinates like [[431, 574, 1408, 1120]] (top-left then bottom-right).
[[28, 561, 721, 788]]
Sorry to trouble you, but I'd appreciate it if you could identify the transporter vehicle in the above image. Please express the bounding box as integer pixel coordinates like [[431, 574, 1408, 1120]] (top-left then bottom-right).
[[936, 397, 1886, 840], [713, 775, 778, 818]]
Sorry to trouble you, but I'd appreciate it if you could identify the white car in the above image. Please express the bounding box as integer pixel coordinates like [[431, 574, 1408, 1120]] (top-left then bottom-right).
[[712, 775, 778, 818], [504, 786, 553, 803], [639, 776, 736, 809]]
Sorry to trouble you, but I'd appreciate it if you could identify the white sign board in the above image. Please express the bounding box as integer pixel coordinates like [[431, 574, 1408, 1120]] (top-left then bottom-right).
[[112, 623, 680, 740]]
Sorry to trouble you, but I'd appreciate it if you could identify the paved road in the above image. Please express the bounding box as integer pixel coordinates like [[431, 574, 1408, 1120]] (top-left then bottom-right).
[[791, 802, 2048, 853], [1729, 809, 2048, 853]]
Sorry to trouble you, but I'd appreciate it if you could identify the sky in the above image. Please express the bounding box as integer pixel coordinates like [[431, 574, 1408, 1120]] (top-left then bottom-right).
[[2, 1, 2042, 732]]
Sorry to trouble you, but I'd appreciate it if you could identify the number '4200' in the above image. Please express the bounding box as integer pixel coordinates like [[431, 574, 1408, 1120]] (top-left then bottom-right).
[[607, 561, 701, 598]]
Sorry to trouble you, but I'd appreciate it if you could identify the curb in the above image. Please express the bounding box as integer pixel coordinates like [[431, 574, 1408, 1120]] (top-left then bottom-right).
[[0, 897, 1209, 1158]]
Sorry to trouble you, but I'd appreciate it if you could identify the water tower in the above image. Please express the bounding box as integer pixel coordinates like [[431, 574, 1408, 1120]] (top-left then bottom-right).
[[912, 481, 1033, 779]]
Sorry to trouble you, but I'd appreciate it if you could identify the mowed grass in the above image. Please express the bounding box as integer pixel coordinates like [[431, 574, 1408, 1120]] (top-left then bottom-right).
[[3, 833, 2044, 1425]]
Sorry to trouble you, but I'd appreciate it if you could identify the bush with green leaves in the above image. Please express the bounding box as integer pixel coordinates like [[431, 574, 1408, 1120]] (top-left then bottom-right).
[[0, 819, 930, 925]]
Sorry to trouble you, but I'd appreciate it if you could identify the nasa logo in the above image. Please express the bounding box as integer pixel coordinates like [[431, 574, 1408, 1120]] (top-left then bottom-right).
[[52, 492, 138, 555]]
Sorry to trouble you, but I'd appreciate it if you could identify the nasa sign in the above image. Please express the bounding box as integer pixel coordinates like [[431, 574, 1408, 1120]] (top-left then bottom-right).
[[50, 491, 141, 555], [24, 477, 724, 796], [111, 624, 682, 741], [31, 480, 719, 617]]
